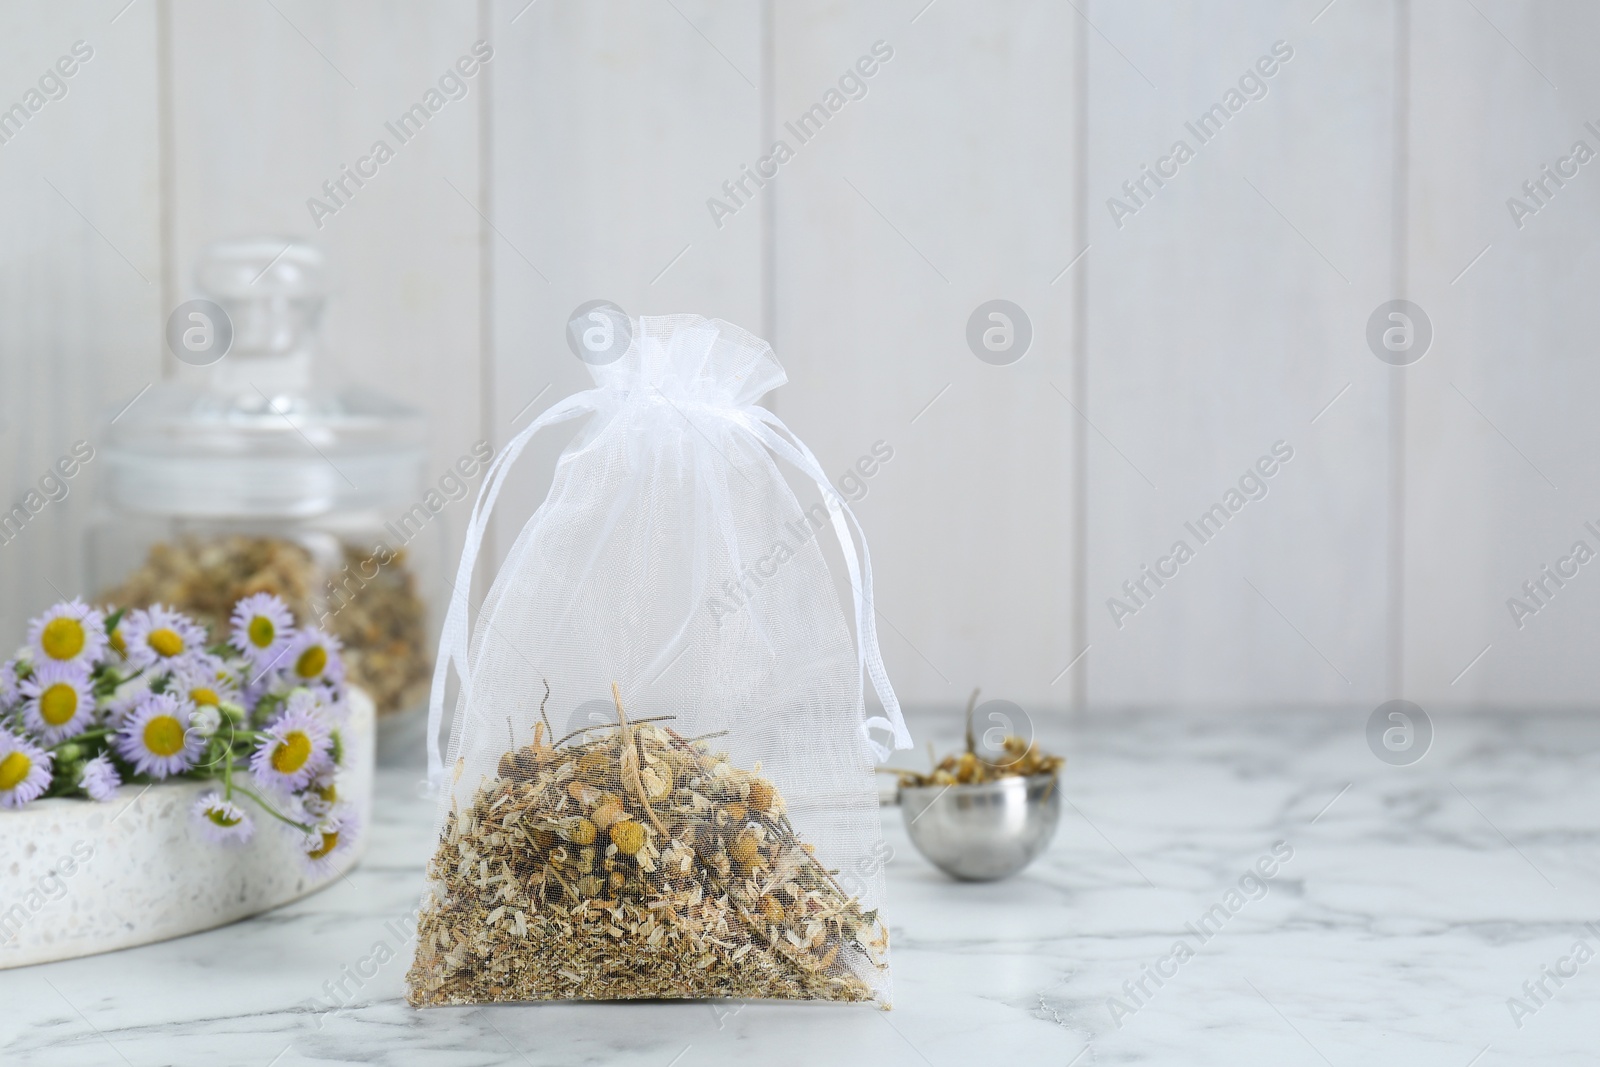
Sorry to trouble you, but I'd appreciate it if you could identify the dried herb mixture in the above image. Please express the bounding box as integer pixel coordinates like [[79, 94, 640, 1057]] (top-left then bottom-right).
[[886, 689, 1064, 788], [407, 685, 888, 1005]]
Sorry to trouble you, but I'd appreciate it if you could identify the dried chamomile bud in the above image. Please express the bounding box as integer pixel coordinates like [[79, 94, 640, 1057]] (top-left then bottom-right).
[[641, 765, 673, 800], [609, 819, 646, 856], [746, 778, 775, 812], [591, 796, 626, 829], [728, 830, 762, 869]]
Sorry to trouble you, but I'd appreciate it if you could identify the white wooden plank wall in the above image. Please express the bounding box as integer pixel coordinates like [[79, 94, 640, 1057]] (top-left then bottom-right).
[[1405, 0, 1600, 706], [482, 0, 765, 566], [0, 2, 162, 650], [772, 2, 1080, 710], [0, 1, 1595, 716], [1085, 0, 1395, 708], [166, 0, 487, 611]]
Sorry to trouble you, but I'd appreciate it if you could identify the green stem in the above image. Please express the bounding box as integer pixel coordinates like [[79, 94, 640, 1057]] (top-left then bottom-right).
[[232, 784, 315, 834], [48, 728, 112, 755]]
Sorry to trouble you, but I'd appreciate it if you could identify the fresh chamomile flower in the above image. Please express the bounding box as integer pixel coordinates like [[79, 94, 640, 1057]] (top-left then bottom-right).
[[0, 732, 52, 808], [250, 694, 332, 792], [299, 805, 360, 876], [286, 628, 344, 688], [79, 753, 121, 802], [312, 683, 350, 724], [101, 672, 154, 726], [191, 792, 255, 845], [209, 652, 247, 691], [189, 703, 222, 739], [287, 680, 347, 726], [115, 692, 203, 779], [119, 604, 207, 670], [301, 770, 340, 819], [169, 654, 240, 714], [105, 612, 129, 659], [27, 600, 107, 670], [230, 593, 297, 674], [20, 661, 95, 743]]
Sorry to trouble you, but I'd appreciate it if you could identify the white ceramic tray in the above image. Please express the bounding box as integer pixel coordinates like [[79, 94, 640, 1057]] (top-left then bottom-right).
[[0, 688, 374, 969]]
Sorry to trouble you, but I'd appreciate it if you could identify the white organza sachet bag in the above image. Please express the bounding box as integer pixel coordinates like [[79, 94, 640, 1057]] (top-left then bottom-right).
[[406, 314, 911, 1007]]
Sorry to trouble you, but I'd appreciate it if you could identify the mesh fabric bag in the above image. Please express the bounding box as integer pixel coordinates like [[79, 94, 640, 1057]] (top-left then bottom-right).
[[406, 315, 911, 1007]]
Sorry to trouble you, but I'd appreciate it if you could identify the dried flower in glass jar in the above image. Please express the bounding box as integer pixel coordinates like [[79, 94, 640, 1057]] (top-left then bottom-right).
[[101, 535, 429, 716]]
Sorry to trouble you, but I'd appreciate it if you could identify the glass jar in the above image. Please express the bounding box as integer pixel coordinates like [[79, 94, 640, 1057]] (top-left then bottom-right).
[[90, 238, 435, 750]]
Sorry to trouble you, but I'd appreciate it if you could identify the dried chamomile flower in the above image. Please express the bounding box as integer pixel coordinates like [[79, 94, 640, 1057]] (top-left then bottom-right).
[[608, 819, 645, 856], [406, 684, 887, 1007], [887, 687, 1065, 789]]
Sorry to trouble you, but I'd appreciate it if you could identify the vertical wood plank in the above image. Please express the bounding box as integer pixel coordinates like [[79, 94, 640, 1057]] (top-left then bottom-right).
[[164, 0, 487, 623], [484, 0, 765, 564], [773, 1, 1080, 711], [1084, 0, 1396, 707], [1404, 0, 1600, 705], [0, 1, 163, 647]]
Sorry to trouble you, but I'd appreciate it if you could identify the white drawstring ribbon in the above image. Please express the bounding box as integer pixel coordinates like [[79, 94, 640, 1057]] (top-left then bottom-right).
[[427, 389, 601, 790], [426, 390, 913, 790], [733, 407, 911, 760]]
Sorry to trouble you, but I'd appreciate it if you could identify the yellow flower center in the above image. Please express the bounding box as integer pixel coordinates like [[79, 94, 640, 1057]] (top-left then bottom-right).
[[247, 616, 276, 649], [295, 645, 328, 679], [41, 617, 86, 661], [190, 687, 220, 708], [109, 628, 127, 655], [272, 730, 313, 774], [307, 829, 340, 860], [315, 782, 338, 804], [206, 806, 242, 828], [148, 628, 184, 658], [0, 751, 32, 791], [39, 683, 79, 726], [609, 819, 646, 856], [143, 715, 187, 758]]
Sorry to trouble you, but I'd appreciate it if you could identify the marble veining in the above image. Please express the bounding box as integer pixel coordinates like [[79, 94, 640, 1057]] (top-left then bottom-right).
[[2, 706, 1597, 1066]]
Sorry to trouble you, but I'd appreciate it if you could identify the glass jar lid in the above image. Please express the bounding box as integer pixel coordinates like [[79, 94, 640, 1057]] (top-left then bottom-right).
[[104, 238, 426, 519]]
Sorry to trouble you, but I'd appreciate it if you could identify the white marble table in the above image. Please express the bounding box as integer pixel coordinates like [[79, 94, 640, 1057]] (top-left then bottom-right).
[[4, 707, 1598, 1066]]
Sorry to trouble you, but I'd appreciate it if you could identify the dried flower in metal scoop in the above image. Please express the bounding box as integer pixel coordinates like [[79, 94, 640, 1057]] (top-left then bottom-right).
[[406, 683, 889, 1005], [885, 689, 1064, 788]]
